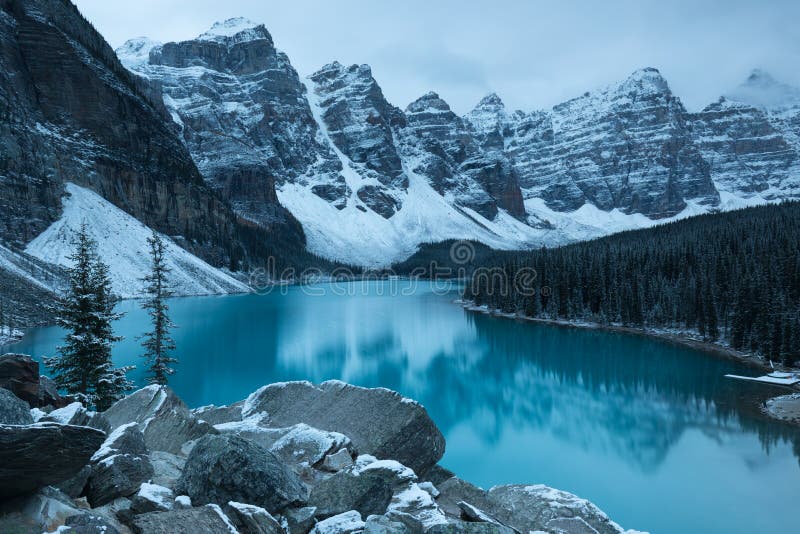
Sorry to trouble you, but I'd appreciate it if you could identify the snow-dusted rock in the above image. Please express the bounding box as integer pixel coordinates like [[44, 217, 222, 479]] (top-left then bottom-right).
[[363, 514, 413, 534], [0, 387, 33, 424], [176, 433, 308, 514], [310, 510, 365, 534], [321, 448, 354, 472], [132, 504, 239, 534], [193, 401, 244, 426], [485, 485, 630, 534], [61, 512, 122, 534], [86, 422, 154, 506], [102, 385, 217, 454], [40, 401, 108, 431], [226, 501, 283, 534], [242, 381, 445, 475], [282, 506, 319, 534], [131, 482, 175, 514], [0, 423, 105, 499], [308, 455, 417, 519], [385, 482, 449, 531]]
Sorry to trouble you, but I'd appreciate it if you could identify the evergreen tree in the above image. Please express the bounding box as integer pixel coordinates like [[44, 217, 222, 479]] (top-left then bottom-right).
[[139, 232, 177, 385], [45, 224, 133, 410]]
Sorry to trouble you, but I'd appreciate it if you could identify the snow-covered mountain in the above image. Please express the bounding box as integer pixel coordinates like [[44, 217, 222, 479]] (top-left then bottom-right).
[[118, 20, 800, 266]]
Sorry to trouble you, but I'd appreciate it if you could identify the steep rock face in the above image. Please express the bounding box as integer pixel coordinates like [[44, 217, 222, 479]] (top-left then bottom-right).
[[496, 69, 720, 217], [308, 62, 407, 218], [121, 18, 337, 232], [690, 98, 799, 195], [400, 92, 524, 220], [0, 0, 260, 269]]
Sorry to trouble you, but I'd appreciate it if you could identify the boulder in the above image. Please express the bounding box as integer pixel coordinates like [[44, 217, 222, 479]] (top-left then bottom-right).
[[0, 386, 33, 424], [0, 423, 105, 498], [309, 456, 417, 519], [310, 511, 365, 534], [193, 400, 244, 425], [131, 482, 175, 515], [132, 504, 238, 534], [282, 506, 318, 534], [321, 448, 355, 472], [86, 423, 154, 507], [56, 464, 92, 498], [0, 353, 39, 406], [62, 513, 122, 533], [435, 477, 493, 520], [0, 486, 82, 533], [39, 374, 68, 408], [41, 401, 109, 431], [242, 381, 445, 475], [385, 483, 449, 532], [457, 502, 518, 534], [149, 450, 186, 490], [176, 433, 308, 514], [364, 514, 412, 533], [103, 385, 217, 454], [485, 485, 627, 534], [227, 501, 283, 534]]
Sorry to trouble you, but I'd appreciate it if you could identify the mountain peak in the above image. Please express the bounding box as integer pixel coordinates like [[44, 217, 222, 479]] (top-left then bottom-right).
[[197, 17, 271, 44], [475, 92, 504, 110], [620, 67, 670, 94], [726, 68, 800, 111], [406, 91, 451, 114]]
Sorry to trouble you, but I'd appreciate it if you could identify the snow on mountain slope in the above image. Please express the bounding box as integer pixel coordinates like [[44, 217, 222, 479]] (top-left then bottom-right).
[[25, 183, 250, 298]]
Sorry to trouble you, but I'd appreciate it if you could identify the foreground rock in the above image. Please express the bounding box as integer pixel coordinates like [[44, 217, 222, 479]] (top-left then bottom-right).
[[0, 387, 33, 425], [243, 381, 445, 475], [309, 456, 417, 518], [103, 385, 216, 454], [132, 504, 238, 533], [0, 423, 105, 498], [86, 422, 154, 506], [0, 354, 40, 406], [176, 433, 308, 514], [226, 501, 283, 534]]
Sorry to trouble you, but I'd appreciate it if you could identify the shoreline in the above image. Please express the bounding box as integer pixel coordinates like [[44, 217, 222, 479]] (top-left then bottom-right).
[[459, 300, 800, 428]]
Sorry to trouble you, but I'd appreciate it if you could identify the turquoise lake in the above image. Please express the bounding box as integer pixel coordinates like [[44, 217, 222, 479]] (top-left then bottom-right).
[[3, 280, 799, 534]]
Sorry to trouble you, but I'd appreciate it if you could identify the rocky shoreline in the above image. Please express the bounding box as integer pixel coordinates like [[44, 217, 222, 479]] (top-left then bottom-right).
[[0, 353, 642, 534]]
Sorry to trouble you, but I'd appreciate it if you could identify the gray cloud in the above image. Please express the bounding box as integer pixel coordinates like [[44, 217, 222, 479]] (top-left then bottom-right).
[[74, 0, 800, 114]]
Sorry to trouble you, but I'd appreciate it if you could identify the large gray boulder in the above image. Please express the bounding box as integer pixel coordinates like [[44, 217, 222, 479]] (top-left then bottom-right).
[[149, 450, 186, 490], [310, 511, 366, 534], [132, 504, 238, 533], [131, 482, 175, 515], [176, 433, 308, 514], [226, 501, 283, 534], [243, 381, 445, 475], [40, 401, 110, 431], [485, 485, 627, 534], [309, 456, 417, 519], [86, 422, 155, 506], [193, 401, 244, 426], [0, 386, 33, 424], [103, 385, 216, 454], [0, 423, 105, 498]]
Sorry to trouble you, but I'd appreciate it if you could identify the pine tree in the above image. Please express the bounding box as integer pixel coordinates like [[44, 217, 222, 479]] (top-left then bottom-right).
[[45, 224, 133, 410], [139, 232, 178, 385]]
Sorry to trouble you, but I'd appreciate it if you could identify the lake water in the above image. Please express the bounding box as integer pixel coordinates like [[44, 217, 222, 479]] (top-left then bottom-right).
[[4, 281, 799, 534]]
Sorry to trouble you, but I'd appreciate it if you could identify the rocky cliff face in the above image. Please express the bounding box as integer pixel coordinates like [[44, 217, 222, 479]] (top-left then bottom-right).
[[0, 0, 276, 268]]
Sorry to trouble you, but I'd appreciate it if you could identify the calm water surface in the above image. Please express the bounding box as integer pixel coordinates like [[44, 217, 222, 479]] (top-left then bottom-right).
[[4, 281, 799, 534]]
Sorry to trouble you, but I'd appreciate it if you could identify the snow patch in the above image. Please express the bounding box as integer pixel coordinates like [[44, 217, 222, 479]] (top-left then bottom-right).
[[25, 183, 250, 298]]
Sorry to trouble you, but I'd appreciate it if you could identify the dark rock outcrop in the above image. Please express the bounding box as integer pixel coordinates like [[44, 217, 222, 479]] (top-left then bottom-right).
[[176, 433, 308, 514], [0, 422, 105, 498], [243, 381, 446, 475]]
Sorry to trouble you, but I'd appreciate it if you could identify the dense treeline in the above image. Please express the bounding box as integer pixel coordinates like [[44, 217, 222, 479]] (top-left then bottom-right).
[[464, 202, 800, 366]]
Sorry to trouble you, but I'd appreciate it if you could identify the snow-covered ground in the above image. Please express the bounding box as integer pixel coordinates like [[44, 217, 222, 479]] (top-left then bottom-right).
[[25, 183, 250, 298]]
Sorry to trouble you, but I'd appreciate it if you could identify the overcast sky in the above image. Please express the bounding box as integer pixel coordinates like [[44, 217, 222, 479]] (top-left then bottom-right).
[[74, 0, 800, 114]]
